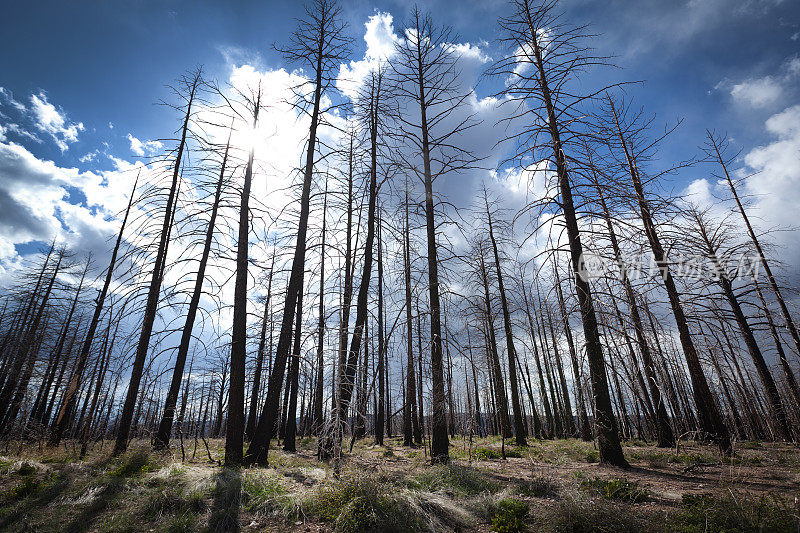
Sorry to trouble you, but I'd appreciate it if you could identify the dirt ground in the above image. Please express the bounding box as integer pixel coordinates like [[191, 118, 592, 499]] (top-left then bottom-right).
[[1, 436, 798, 532]]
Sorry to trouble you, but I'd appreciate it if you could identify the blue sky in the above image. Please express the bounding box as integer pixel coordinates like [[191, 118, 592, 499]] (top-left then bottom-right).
[[0, 0, 799, 273], [2, 0, 797, 167]]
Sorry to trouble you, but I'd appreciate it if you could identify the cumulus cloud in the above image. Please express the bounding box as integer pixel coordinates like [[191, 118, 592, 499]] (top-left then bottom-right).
[[337, 12, 398, 100], [0, 133, 141, 278], [29, 92, 84, 151], [686, 105, 800, 283], [126, 133, 163, 156], [720, 55, 800, 109]]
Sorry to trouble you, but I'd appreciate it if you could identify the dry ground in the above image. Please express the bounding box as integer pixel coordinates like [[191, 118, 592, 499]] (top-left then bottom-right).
[[0, 435, 798, 532]]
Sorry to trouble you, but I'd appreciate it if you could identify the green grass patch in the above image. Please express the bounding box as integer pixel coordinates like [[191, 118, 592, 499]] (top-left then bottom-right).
[[241, 471, 289, 515], [107, 450, 157, 479], [578, 476, 648, 503], [313, 475, 420, 532], [475, 447, 503, 460], [490, 498, 529, 533]]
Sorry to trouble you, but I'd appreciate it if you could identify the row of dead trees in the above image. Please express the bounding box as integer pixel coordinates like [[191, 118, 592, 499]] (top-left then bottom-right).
[[1, 0, 800, 470]]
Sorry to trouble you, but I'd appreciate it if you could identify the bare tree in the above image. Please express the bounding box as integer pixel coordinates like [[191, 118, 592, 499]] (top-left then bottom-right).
[[114, 69, 203, 455], [491, 0, 628, 465], [246, 0, 350, 466], [391, 5, 480, 464]]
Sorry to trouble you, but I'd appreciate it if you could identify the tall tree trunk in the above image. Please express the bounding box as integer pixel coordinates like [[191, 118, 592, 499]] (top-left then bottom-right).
[[227, 94, 261, 465], [312, 184, 328, 435], [246, 33, 326, 465], [403, 184, 421, 446], [376, 206, 386, 445], [530, 33, 626, 465], [155, 128, 231, 450], [709, 132, 800, 365], [486, 204, 526, 445], [610, 104, 730, 454], [328, 73, 381, 456], [284, 288, 303, 451], [696, 215, 791, 440], [521, 276, 555, 438], [115, 73, 200, 455], [248, 253, 275, 439], [592, 178, 674, 447], [479, 251, 512, 437], [0, 250, 63, 433], [553, 265, 592, 441]]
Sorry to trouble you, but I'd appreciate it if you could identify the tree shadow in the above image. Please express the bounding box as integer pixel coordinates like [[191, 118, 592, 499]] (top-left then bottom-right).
[[0, 470, 72, 530], [64, 477, 126, 533], [64, 449, 151, 533], [208, 466, 242, 533]]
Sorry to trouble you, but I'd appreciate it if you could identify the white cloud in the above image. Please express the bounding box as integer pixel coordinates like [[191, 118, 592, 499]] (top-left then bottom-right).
[[732, 104, 800, 277], [79, 150, 99, 163], [29, 92, 84, 151], [0, 141, 140, 272], [0, 87, 26, 112], [730, 76, 784, 108], [364, 12, 398, 61], [722, 55, 800, 109], [126, 133, 163, 156], [337, 12, 397, 99]]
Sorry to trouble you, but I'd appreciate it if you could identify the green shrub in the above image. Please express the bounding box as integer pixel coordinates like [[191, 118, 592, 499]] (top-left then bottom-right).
[[491, 498, 529, 533], [584, 450, 599, 463], [578, 476, 648, 503], [314, 476, 419, 532], [241, 471, 288, 515], [2, 475, 43, 502], [475, 447, 502, 460], [17, 462, 37, 476], [669, 453, 716, 466]]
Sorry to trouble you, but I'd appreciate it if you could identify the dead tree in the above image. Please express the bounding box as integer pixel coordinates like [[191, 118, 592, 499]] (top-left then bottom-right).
[[687, 206, 791, 440], [153, 123, 233, 450], [227, 84, 262, 465], [483, 190, 527, 445], [324, 69, 385, 460], [247, 0, 350, 466], [114, 69, 202, 455], [601, 95, 731, 454], [402, 177, 422, 446], [391, 6, 480, 464], [586, 156, 674, 447], [491, 0, 628, 466], [705, 131, 800, 410]]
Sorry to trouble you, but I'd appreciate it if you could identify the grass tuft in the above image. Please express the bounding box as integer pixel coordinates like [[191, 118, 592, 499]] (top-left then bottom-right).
[[677, 492, 797, 533], [490, 498, 529, 533], [577, 476, 648, 503], [406, 464, 498, 496]]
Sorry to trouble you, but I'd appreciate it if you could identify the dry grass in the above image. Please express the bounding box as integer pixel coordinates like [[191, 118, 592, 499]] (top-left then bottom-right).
[[0, 436, 797, 532]]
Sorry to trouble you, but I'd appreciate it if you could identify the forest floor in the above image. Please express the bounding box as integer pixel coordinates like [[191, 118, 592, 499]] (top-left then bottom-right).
[[0, 435, 798, 532]]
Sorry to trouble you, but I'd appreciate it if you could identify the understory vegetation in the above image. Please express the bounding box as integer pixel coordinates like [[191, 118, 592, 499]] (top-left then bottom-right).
[[0, 437, 797, 532]]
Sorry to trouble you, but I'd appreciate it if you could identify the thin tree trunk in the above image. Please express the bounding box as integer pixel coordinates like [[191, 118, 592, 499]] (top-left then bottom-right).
[[115, 73, 200, 455]]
